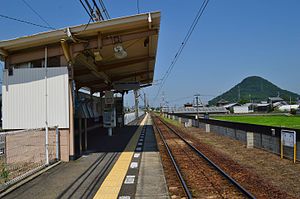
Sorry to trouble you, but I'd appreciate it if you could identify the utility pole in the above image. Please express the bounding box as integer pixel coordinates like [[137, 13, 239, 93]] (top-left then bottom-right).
[[194, 94, 200, 127], [134, 89, 139, 120], [161, 91, 165, 114]]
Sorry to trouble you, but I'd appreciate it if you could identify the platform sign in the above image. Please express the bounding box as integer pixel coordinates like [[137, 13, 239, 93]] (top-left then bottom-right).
[[281, 130, 297, 163]]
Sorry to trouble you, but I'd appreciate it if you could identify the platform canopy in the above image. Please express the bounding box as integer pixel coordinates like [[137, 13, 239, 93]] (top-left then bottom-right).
[[0, 12, 161, 92]]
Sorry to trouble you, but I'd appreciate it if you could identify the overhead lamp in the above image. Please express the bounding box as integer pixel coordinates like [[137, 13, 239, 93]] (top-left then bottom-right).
[[114, 43, 127, 59], [93, 51, 103, 62]]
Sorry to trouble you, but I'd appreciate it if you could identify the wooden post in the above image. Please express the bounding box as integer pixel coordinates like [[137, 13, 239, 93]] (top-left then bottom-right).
[[247, 132, 254, 148], [205, 124, 210, 132]]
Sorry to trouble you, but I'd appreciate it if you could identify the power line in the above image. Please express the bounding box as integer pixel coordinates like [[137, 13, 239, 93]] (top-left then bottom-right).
[[0, 13, 54, 30], [79, 0, 110, 22], [153, 0, 210, 103], [98, 0, 111, 19], [155, 0, 209, 99], [92, 0, 104, 20], [21, 0, 55, 30], [79, 0, 95, 22]]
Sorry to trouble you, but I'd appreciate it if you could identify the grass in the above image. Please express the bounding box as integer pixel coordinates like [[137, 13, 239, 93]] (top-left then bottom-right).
[[212, 115, 300, 129]]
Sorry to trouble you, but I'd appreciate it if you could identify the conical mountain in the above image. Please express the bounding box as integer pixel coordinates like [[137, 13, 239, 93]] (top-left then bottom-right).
[[209, 76, 299, 105]]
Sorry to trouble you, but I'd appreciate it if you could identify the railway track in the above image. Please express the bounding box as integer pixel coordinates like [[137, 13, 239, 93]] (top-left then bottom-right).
[[152, 114, 255, 199]]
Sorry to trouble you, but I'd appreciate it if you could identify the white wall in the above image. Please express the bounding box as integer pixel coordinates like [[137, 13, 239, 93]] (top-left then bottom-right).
[[233, 106, 249, 114], [2, 67, 69, 129], [278, 105, 300, 112], [124, 109, 145, 125]]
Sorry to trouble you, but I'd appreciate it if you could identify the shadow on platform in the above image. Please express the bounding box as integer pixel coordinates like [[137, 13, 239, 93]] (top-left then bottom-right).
[[85, 125, 157, 153]]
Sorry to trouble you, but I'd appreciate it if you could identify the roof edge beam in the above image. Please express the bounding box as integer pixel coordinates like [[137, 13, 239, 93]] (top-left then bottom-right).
[[0, 48, 8, 61], [8, 29, 158, 65]]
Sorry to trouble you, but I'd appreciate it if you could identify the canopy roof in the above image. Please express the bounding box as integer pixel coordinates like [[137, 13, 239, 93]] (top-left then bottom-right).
[[0, 12, 161, 92]]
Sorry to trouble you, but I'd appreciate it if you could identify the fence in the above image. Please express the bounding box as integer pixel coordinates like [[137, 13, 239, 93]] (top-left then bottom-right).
[[164, 113, 300, 161], [0, 127, 60, 190], [124, 109, 145, 125]]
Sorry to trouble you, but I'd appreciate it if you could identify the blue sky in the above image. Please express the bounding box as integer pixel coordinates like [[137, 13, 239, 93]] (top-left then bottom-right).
[[1, 0, 300, 107]]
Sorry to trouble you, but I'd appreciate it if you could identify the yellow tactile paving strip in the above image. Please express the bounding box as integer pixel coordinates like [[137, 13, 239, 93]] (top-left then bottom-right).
[[93, 114, 148, 199]]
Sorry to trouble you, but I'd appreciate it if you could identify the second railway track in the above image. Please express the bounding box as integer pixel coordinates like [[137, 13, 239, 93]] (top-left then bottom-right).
[[152, 114, 255, 199]]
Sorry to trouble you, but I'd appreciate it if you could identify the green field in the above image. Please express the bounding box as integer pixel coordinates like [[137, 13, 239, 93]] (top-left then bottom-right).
[[212, 115, 300, 129]]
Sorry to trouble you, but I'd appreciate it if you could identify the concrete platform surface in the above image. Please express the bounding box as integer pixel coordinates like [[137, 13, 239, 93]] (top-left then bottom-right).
[[135, 116, 169, 199], [2, 123, 142, 199], [3, 115, 170, 199]]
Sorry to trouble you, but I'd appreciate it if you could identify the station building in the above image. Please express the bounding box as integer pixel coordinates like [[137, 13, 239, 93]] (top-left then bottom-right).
[[0, 12, 161, 161]]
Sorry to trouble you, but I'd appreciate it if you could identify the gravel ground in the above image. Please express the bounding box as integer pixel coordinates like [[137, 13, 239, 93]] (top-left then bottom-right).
[[175, 123, 300, 198]]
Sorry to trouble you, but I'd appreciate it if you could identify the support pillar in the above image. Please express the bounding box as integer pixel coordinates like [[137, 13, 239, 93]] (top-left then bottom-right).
[[69, 80, 75, 160], [134, 90, 139, 120], [178, 117, 182, 124], [188, 119, 192, 127], [84, 118, 88, 151], [205, 124, 210, 132], [247, 132, 254, 148], [79, 118, 82, 155]]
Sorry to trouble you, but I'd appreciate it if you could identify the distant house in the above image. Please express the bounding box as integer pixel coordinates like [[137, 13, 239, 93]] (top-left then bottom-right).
[[255, 103, 271, 112], [273, 101, 288, 108], [233, 106, 249, 114], [268, 97, 284, 104], [217, 99, 229, 107], [244, 103, 256, 111], [268, 96, 289, 110], [278, 105, 300, 112], [223, 103, 240, 113]]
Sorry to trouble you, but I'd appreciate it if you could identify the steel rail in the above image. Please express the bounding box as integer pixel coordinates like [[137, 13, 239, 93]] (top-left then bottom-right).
[[157, 116, 256, 199], [152, 118, 193, 199]]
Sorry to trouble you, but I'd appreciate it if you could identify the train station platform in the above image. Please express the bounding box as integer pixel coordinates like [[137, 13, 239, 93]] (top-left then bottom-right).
[[2, 113, 169, 199]]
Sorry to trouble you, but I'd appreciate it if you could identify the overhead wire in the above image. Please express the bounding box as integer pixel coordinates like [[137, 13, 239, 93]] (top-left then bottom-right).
[[21, 0, 55, 30], [79, 0, 110, 22], [84, 0, 95, 15], [0, 13, 54, 30], [155, 0, 209, 99], [79, 0, 95, 22], [98, 0, 111, 19], [91, 0, 104, 20], [153, 0, 210, 103]]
